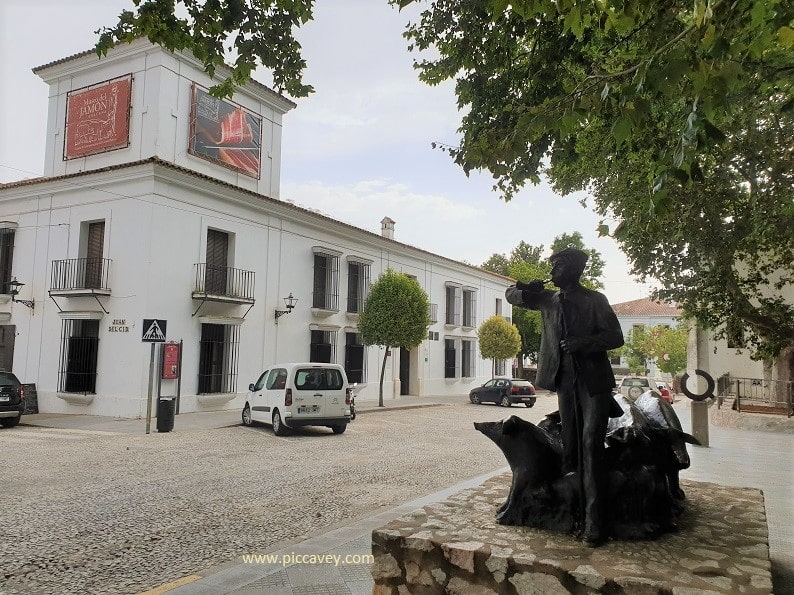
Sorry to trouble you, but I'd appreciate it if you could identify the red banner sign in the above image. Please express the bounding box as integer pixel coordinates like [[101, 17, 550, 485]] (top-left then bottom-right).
[[65, 76, 131, 159]]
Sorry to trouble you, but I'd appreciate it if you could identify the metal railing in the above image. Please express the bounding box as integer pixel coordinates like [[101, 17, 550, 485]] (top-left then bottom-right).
[[50, 258, 111, 292], [717, 375, 793, 417], [193, 263, 255, 301]]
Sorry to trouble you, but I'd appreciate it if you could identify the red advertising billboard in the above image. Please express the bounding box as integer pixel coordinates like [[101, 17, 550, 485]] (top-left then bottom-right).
[[189, 84, 262, 179], [64, 76, 132, 159]]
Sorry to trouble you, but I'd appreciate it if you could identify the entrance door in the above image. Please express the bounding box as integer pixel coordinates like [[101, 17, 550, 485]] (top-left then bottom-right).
[[0, 325, 15, 371], [399, 347, 410, 395]]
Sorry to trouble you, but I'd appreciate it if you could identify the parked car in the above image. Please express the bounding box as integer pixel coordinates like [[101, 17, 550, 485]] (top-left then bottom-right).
[[469, 378, 536, 408], [618, 376, 656, 401], [655, 382, 675, 404], [0, 370, 25, 428], [242, 363, 352, 435]]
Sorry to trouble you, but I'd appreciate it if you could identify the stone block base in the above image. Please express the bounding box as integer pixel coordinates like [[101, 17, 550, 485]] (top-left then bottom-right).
[[372, 474, 772, 594]]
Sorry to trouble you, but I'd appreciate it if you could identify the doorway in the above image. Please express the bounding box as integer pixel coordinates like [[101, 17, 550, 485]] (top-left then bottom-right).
[[0, 325, 15, 371], [399, 347, 410, 395]]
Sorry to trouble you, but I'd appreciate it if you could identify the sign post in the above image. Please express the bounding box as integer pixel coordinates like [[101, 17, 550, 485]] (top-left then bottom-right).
[[142, 319, 167, 434]]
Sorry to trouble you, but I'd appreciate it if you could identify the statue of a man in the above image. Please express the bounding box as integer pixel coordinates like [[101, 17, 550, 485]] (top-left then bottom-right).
[[506, 247, 624, 546]]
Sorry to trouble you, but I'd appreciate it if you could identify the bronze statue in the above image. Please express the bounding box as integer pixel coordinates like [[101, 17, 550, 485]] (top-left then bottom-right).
[[506, 247, 624, 545]]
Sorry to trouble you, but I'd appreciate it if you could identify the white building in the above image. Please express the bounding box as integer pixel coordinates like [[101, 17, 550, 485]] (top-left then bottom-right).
[[610, 297, 682, 379], [0, 39, 512, 418]]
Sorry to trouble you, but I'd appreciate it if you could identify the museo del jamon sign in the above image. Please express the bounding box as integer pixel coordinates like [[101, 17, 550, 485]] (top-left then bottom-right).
[[64, 76, 132, 159]]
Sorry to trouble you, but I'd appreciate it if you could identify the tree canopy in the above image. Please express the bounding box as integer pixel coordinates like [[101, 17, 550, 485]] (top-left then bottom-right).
[[477, 315, 522, 375], [623, 325, 688, 376], [358, 268, 430, 406], [95, 0, 794, 357]]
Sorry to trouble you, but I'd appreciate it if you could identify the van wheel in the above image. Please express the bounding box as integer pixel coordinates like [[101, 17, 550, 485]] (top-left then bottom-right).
[[331, 424, 347, 435], [1, 416, 20, 428], [272, 410, 288, 436], [500, 396, 511, 407], [242, 404, 253, 426]]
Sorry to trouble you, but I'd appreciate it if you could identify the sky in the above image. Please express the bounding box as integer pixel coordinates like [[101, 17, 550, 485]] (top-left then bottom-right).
[[0, 0, 657, 304]]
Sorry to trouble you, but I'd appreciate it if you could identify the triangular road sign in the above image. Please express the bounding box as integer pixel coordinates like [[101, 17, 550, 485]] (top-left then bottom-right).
[[142, 319, 167, 342]]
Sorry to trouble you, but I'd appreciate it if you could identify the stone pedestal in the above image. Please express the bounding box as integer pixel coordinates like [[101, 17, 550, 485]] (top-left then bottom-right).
[[372, 473, 771, 594]]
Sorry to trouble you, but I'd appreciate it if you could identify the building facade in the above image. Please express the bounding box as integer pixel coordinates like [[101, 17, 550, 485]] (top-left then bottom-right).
[[0, 39, 512, 418], [610, 297, 682, 379]]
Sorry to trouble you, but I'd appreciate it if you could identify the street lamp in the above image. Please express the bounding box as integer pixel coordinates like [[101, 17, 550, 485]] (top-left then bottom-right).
[[274, 292, 297, 322], [8, 277, 34, 312]]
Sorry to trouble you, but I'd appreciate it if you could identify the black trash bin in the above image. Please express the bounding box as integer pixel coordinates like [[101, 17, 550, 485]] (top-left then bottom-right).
[[157, 398, 175, 433]]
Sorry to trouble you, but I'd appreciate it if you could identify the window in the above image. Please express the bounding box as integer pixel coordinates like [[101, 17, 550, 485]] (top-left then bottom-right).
[[428, 330, 439, 341], [444, 338, 458, 378], [347, 260, 370, 313], [310, 329, 337, 363], [266, 368, 288, 390], [445, 285, 461, 325], [495, 298, 502, 317], [313, 250, 339, 310], [429, 303, 438, 324], [58, 319, 99, 393], [462, 289, 477, 328], [0, 228, 15, 294], [495, 359, 506, 376], [344, 332, 366, 383], [198, 323, 240, 394], [461, 339, 476, 377]]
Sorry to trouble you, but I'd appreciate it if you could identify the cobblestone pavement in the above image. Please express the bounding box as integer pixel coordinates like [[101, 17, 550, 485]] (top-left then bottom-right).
[[1, 398, 558, 594]]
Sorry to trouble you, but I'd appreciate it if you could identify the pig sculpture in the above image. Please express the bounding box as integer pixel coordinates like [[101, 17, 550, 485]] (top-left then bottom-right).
[[478, 393, 698, 541]]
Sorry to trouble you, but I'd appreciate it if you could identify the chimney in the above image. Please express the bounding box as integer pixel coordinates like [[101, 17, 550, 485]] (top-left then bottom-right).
[[381, 217, 395, 240]]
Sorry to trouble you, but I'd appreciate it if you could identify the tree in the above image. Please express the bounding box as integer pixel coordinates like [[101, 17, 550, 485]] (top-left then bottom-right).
[[477, 316, 521, 376], [623, 325, 688, 376], [358, 269, 430, 407], [401, 0, 794, 358], [95, 1, 794, 357]]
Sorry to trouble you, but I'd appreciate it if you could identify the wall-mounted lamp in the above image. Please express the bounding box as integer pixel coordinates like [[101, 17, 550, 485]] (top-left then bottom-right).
[[274, 293, 298, 322], [8, 277, 34, 312]]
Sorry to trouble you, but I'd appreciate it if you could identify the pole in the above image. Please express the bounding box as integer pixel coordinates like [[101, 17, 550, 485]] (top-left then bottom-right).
[[145, 343, 155, 434], [176, 339, 183, 415]]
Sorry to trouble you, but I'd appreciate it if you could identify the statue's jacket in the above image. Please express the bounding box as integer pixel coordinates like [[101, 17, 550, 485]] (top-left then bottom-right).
[[506, 284, 624, 397]]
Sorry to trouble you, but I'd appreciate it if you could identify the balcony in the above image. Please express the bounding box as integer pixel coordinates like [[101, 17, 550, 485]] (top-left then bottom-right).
[[192, 263, 255, 305], [49, 258, 111, 296]]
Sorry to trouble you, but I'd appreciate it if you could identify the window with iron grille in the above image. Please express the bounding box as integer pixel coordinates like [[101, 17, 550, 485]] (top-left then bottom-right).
[[444, 338, 458, 378], [495, 359, 506, 376], [461, 339, 476, 377], [0, 228, 14, 294], [445, 285, 461, 325], [197, 323, 240, 394], [344, 332, 366, 383], [347, 260, 370, 313], [313, 252, 339, 310], [462, 289, 477, 328], [310, 329, 337, 363], [58, 319, 99, 393]]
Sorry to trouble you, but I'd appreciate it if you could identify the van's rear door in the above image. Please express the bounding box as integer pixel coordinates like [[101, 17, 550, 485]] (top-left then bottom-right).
[[321, 367, 347, 417], [293, 367, 326, 419]]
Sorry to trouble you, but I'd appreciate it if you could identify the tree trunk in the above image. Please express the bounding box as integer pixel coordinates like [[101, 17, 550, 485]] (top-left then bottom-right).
[[378, 347, 389, 407]]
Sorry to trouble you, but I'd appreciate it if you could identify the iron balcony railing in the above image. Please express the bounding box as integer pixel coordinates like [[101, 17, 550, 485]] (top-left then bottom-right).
[[193, 263, 255, 303], [717, 375, 793, 416], [50, 258, 111, 293]]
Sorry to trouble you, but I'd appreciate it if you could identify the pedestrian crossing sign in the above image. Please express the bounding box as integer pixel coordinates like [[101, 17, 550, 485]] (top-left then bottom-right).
[[142, 319, 167, 343]]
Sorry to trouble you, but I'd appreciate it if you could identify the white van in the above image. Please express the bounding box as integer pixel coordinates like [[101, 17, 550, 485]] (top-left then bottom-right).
[[242, 363, 352, 435]]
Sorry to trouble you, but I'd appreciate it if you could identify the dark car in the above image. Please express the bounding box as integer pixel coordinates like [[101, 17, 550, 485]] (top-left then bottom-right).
[[0, 370, 25, 428], [469, 378, 536, 408]]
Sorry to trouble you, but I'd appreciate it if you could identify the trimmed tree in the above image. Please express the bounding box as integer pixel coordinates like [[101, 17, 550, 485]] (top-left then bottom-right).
[[478, 316, 521, 377], [358, 269, 430, 407]]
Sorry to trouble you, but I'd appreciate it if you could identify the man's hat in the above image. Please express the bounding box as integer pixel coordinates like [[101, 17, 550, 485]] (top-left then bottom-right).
[[549, 247, 588, 270]]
